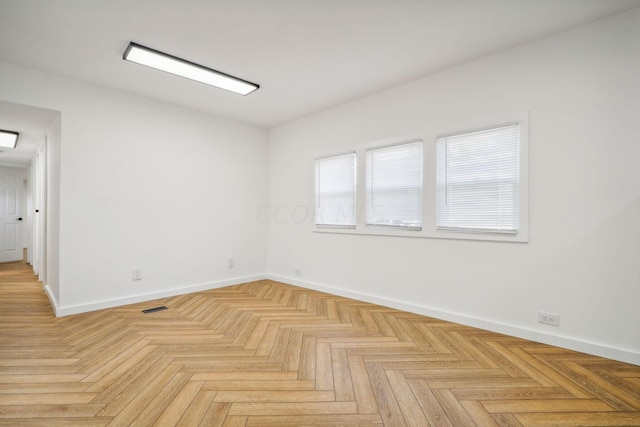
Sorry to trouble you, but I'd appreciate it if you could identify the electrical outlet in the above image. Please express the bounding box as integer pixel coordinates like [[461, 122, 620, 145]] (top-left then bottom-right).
[[132, 268, 142, 281], [228, 258, 235, 268], [294, 269, 302, 276], [538, 311, 559, 326]]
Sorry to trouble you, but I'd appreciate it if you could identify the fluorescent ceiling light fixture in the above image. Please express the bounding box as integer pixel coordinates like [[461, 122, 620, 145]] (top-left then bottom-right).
[[123, 42, 259, 96], [0, 130, 19, 149]]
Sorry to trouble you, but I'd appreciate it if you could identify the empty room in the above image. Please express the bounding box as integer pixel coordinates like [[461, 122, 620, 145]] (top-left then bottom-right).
[[0, 0, 639, 425]]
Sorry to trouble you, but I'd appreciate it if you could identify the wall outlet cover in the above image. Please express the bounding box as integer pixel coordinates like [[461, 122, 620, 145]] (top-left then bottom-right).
[[538, 311, 560, 326]]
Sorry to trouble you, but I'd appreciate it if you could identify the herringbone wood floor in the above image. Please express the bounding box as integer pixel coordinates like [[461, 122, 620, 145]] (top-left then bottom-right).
[[1, 257, 639, 426]]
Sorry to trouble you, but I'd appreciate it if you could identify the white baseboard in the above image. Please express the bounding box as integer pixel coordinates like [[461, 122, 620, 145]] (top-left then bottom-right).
[[43, 283, 61, 317], [44, 272, 639, 366], [267, 273, 640, 366], [53, 274, 267, 317]]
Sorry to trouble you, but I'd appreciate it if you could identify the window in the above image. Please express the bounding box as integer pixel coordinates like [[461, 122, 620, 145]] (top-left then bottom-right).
[[436, 123, 520, 234], [315, 153, 356, 228], [366, 140, 422, 230]]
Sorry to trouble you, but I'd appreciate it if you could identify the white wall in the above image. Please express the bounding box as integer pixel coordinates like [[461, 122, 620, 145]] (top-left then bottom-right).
[[0, 61, 268, 315], [46, 116, 61, 305], [267, 9, 640, 364]]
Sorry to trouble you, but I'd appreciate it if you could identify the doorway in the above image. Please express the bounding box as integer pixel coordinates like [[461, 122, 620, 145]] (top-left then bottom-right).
[[0, 101, 59, 288], [0, 166, 26, 263]]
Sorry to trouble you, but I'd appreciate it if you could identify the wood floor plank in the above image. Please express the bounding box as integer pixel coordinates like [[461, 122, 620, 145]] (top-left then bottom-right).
[[154, 380, 204, 426], [332, 348, 355, 402], [0, 403, 105, 419], [523, 353, 596, 398], [246, 414, 383, 426], [227, 401, 358, 416], [315, 341, 334, 390], [255, 322, 281, 357], [0, 418, 110, 426], [487, 341, 559, 387], [215, 390, 335, 403], [426, 377, 540, 389], [0, 383, 91, 394], [0, 392, 98, 405], [267, 327, 292, 364], [460, 400, 501, 427], [200, 402, 231, 427], [112, 370, 191, 425], [192, 372, 299, 381], [348, 354, 379, 414], [452, 387, 575, 401], [365, 362, 407, 426], [407, 378, 455, 427], [482, 398, 615, 413], [89, 349, 169, 403], [98, 363, 182, 418], [562, 360, 640, 410], [176, 390, 218, 427], [492, 413, 525, 427], [0, 374, 88, 384], [282, 331, 304, 372], [432, 388, 476, 427], [202, 380, 315, 391], [298, 336, 316, 381], [222, 415, 248, 427], [515, 412, 640, 427], [385, 369, 431, 427], [0, 359, 79, 367], [81, 340, 157, 387]]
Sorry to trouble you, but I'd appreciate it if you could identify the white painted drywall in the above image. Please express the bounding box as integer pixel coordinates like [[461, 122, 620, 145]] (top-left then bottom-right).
[[45, 115, 61, 307], [267, 9, 640, 364], [0, 61, 268, 314]]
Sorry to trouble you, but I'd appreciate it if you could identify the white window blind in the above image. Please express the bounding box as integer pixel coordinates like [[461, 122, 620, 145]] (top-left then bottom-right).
[[366, 140, 422, 230], [315, 153, 356, 228], [436, 123, 520, 233]]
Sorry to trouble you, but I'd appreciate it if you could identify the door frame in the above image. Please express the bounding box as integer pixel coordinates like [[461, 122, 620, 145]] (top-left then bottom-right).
[[29, 139, 47, 282]]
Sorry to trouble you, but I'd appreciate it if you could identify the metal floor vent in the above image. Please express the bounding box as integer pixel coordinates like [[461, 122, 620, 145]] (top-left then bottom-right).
[[142, 306, 168, 314]]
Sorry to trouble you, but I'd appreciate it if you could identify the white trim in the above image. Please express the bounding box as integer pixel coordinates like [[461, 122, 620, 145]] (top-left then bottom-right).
[[43, 282, 60, 316], [315, 150, 356, 161], [50, 274, 267, 317], [364, 138, 422, 152], [267, 273, 640, 367], [436, 121, 518, 140]]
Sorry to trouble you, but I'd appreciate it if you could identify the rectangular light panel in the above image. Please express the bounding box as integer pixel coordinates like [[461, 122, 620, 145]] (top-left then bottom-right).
[[123, 42, 259, 96], [0, 130, 19, 149]]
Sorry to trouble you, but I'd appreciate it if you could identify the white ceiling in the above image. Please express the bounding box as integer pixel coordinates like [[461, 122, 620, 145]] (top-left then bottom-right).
[[1, 0, 640, 130]]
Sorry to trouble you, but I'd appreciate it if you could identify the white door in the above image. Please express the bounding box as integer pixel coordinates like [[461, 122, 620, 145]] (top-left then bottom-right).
[[0, 166, 25, 263]]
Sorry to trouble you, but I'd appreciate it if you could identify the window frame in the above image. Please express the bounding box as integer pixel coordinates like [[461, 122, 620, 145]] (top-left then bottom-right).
[[436, 122, 521, 235], [312, 114, 528, 243], [314, 152, 357, 229], [365, 139, 423, 231]]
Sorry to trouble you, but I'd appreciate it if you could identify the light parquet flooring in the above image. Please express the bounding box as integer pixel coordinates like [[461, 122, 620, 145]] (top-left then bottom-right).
[[1, 258, 639, 426]]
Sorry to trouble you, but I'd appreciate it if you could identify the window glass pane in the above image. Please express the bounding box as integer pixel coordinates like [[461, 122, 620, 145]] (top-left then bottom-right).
[[436, 124, 519, 233], [366, 141, 422, 230], [315, 153, 356, 227]]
